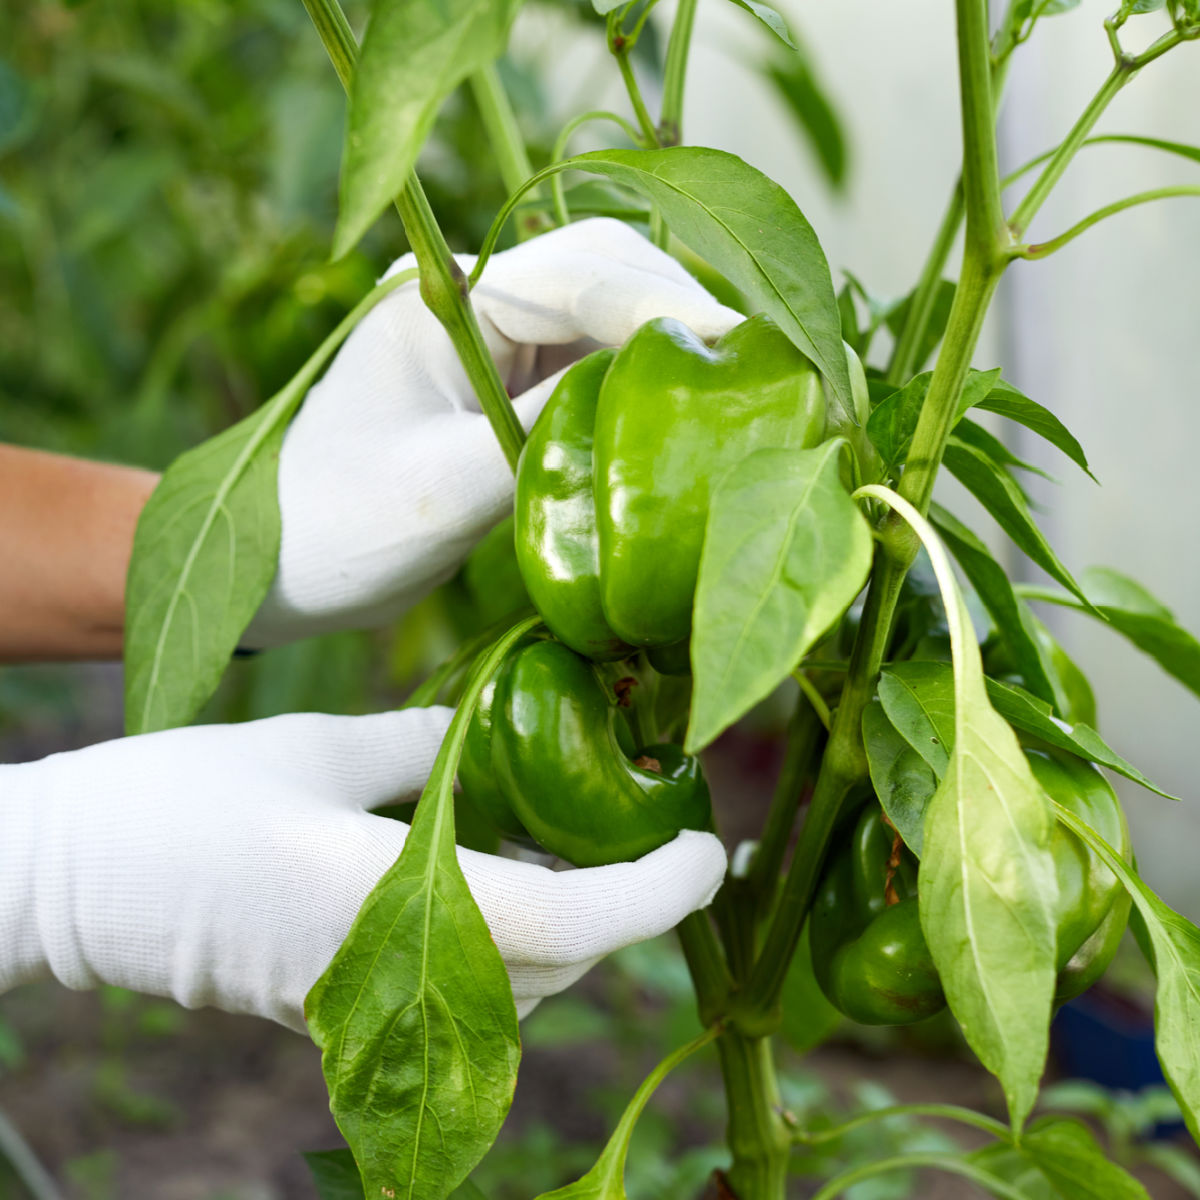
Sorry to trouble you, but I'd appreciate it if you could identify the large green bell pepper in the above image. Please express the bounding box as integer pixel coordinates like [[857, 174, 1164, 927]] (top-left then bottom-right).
[[809, 749, 1132, 1025], [458, 638, 711, 867], [514, 315, 826, 659]]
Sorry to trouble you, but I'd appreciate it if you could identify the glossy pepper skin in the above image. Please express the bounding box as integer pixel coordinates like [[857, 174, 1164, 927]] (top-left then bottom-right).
[[514, 350, 632, 661], [810, 749, 1132, 1026], [458, 639, 711, 867], [595, 315, 826, 647], [514, 316, 826, 659]]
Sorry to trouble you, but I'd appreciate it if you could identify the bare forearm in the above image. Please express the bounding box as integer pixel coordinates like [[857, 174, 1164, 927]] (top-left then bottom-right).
[[0, 445, 158, 661]]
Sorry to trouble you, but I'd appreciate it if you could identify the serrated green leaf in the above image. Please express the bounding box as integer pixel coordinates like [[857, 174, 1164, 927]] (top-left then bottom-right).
[[305, 619, 538, 1200], [334, 0, 524, 258], [496, 147, 852, 417], [687, 443, 872, 751], [943, 435, 1092, 609], [862, 700, 938, 855], [1053, 807, 1200, 1147]]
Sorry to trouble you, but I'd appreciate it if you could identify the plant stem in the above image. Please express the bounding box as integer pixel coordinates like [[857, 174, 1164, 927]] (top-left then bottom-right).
[[549, 109, 643, 226], [736, 0, 1006, 1029], [615, 47, 660, 148], [746, 693, 822, 904], [468, 64, 547, 240], [1009, 62, 1131, 239], [301, 0, 526, 470], [0, 1109, 63, 1200], [886, 183, 962, 384], [1014, 184, 1200, 259], [796, 1102, 1010, 1145], [716, 1031, 791, 1200], [659, 0, 698, 147], [809, 1153, 1029, 1200], [677, 909, 732, 1026]]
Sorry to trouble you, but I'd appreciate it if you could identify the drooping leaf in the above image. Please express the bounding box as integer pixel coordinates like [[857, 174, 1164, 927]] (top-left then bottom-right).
[[984, 677, 1176, 799], [765, 45, 848, 189], [867, 368, 999, 477], [482, 147, 853, 417], [966, 379, 1095, 481], [534, 1029, 716, 1199], [1052, 806, 1200, 1145], [123, 272, 413, 734], [687, 443, 873, 751], [726, 0, 797, 47], [305, 618, 538, 1200], [943, 435, 1092, 608], [858, 486, 1059, 1131], [862, 700, 938, 855], [953, 417, 1052, 485], [124, 406, 285, 735], [930, 503, 1060, 707], [334, 0, 524, 258], [1021, 567, 1200, 701]]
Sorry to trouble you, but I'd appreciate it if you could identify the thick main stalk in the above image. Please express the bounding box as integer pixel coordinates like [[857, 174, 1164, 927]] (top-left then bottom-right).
[[716, 1031, 791, 1200]]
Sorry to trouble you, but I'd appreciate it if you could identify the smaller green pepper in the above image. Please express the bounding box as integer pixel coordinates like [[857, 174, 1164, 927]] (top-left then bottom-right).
[[809, 749, 1132, 1026], [459, 638, 711, 867]]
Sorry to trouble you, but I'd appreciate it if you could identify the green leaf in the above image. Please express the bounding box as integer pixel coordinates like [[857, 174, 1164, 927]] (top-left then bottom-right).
[[862, 700, 937, 856], [877, 661, 955, 777], [967, 379, 1095, 481], [954, 417, 1053, 485], [534, 1028, 716, 1198], [124, 272, 414, 734], [306, 1149, 365, 1199], [305, 618, 539, 1200], [930, 503, 1060, 708], [968, 1117, 1149, 1200], [942, 435, 1092, 608], [868, 368, 999, 477], [858, 486, 1059, 1131], [726, 0, 796, 47], [1020, 567, 1200, 701], [687, 443, 873, 751], [482, 147, 852, 418], [765, 47, 848, 189], [1051, 807, 1200, 1147], [334, 0, 524, 258], [123, 407, 285, 735], [985, 677, 1177, 800], [1020, 1117, 1150, 1200]]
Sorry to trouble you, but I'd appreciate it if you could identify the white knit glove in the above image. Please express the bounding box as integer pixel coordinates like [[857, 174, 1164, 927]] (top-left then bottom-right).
[[0, 707, 726, 1033], [244, 218, 741, 646]]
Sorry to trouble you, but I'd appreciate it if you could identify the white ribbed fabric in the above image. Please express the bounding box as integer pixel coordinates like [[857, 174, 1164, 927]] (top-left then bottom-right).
[[244, 218, 741, 646], [0, 707, 726, 1033]]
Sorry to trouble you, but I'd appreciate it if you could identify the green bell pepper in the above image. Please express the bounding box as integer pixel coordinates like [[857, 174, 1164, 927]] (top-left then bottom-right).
[[458, 638, 711, 867], [514, 315, 826, 659], [809, 749, 1132, 1025]]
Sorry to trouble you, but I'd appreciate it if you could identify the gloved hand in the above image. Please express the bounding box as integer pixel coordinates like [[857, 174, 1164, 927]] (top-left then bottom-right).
[[244, 218, 741, 646], [0, 707, 726, 1032]]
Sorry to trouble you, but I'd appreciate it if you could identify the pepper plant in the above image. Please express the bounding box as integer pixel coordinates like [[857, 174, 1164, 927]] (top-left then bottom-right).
[[122, 0, 1200, 1197]]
